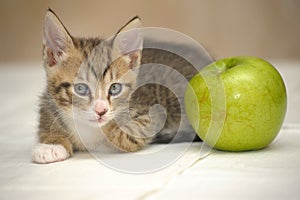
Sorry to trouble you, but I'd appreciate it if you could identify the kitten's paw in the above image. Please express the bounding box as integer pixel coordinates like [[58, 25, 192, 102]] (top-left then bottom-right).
[[32, 143, 70, 164]]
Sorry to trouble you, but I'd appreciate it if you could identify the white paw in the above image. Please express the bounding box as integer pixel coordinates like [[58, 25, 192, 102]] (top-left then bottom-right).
[[32, 143, 70, 164]]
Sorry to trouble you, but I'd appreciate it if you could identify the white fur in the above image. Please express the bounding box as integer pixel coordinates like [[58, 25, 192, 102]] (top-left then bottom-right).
[[32, 143, 70, 164], [72, 118, 113, 153]]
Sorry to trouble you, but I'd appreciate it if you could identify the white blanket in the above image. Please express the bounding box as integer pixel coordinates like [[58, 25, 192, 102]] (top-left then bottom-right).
[[0, 61, 299, 200]]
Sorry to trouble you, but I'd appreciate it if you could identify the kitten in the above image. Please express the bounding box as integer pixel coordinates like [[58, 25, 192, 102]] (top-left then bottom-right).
[[32, 9, 209, 164]]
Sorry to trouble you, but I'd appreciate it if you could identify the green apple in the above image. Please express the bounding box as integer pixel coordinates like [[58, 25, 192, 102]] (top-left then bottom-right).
[[185, 56, 287, 151]]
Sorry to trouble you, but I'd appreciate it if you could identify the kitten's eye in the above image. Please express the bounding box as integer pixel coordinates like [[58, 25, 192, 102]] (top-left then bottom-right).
[[74, 83, 90, 96], [109, 83, 122, 96]]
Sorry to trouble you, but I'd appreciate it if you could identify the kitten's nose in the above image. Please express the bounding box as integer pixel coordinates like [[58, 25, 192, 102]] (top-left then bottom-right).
[[94, 99, 108, 116]]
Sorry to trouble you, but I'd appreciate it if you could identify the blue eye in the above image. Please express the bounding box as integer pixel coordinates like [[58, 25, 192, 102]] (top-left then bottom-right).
[[109, 83, 122, 96], [74, 83, 90, 96]]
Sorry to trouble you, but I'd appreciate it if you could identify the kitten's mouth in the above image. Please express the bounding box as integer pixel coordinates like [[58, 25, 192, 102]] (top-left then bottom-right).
[[97, 118, 105, 123], [89, 116, 106, 124]]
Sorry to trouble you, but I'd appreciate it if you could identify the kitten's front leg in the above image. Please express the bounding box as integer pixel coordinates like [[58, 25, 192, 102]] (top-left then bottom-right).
[[103, 121, 149, 152], [32, 134, 73, 164]]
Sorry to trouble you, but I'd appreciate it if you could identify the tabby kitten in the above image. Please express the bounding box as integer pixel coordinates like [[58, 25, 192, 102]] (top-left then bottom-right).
[[32, 9, 202, 164]]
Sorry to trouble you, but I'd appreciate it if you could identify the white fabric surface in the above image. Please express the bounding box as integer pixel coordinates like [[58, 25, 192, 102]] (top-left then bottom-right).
[[0, 61, 299, 200]]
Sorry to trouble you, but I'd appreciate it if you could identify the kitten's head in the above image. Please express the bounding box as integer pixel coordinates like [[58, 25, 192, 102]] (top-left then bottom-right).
[[43, 9, 143, 127]]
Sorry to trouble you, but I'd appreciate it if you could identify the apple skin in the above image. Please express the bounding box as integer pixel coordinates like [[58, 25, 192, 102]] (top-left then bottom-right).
[[185, 56, 287, 151]]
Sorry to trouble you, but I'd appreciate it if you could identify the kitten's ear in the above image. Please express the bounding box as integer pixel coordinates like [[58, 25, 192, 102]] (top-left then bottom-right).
[[113, 16, 143, 68], [43, 9, 74, 67]]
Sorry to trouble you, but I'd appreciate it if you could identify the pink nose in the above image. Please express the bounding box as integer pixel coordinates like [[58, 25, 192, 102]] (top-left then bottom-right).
[[94, 99, 108, 116]]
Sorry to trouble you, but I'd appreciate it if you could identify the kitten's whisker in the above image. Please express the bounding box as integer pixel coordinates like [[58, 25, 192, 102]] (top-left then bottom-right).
[[82, 110, 95, 114]]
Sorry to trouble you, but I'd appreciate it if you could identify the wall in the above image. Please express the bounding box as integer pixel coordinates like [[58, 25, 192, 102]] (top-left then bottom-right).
[[0, 0, 299, 63]]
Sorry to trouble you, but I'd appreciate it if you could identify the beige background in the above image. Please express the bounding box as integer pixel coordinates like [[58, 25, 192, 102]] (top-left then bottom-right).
[[0, 0, 300, 63]]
